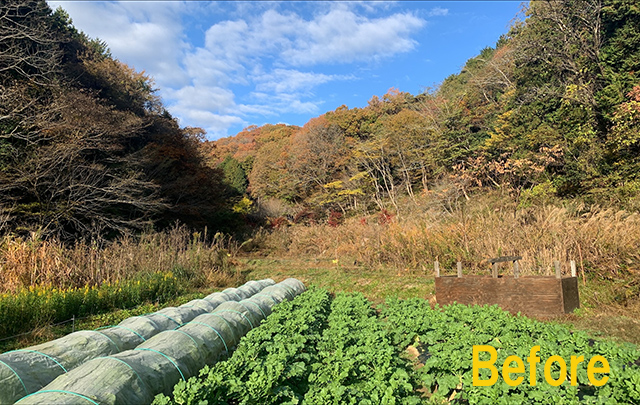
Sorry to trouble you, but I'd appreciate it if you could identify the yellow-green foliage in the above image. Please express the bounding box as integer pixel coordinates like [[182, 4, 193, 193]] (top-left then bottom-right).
[[232, 196, 254, 215], [0, 272, 180, 339]]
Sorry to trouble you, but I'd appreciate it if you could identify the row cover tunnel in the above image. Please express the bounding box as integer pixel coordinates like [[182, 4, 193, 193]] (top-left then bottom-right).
[[0, 278, 306, 404]]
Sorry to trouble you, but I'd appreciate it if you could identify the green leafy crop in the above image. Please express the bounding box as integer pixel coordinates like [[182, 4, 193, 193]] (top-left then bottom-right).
[[158, 289, 640, 405]]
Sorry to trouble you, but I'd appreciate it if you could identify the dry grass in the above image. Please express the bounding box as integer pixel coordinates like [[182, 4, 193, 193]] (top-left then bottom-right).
[[243, 191, 640, 344], [0, 225, 240, 293], [240, 191, 640, 345], [255, 192, 640, 282]]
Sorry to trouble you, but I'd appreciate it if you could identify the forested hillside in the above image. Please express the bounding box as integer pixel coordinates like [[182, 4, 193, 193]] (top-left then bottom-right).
[[210, 0, 640, 217], [0, 0, 236, 241]]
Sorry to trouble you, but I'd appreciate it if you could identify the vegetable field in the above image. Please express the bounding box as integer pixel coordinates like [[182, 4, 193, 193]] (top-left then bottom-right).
[[156, 288, 640, 405]]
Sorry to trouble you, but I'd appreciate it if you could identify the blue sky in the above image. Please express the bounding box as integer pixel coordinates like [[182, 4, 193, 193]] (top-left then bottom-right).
[[48, 1, 525, 140]]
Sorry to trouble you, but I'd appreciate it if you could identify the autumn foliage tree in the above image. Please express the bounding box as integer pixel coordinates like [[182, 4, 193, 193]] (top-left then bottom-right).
[[247, 125, 299, 202], [607, 85, 640, 178], [288, 116, 350, 198]]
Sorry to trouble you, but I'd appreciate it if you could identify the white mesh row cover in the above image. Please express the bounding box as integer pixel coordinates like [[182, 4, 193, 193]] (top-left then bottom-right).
[[0, 279, 276, 405], [16, 279, 306, 405]]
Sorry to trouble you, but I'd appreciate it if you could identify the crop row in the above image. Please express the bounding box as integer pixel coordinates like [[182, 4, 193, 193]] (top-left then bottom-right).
[[156, 288, 420, 404], [154, 286, 332, 404], [303, 292, 417, 404], [381, 298, 640, 404], [158, 289, 640, 405]]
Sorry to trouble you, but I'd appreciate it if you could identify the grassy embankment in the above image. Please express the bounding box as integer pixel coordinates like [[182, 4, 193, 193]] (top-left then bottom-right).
[[242, 192, 640, 345]]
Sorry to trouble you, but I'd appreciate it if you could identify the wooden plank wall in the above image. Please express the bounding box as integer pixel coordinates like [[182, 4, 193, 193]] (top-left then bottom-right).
[[435, 276, 580, 317]]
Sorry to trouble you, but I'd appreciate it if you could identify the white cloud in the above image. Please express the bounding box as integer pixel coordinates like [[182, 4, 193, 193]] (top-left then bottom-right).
[[171, 108, 246, 139], [195, 7, 425, 68], [282, 9, 425, 65], [254, 69, 350, 94], [163, 84, 246, 136], [288, 99, 323, 115], [243, 92, 323, 116], [164, 86, 236, 113], [427, 7, 449, 17], [177, 5, 425, 136], [236, 103, 275, 116], [183, 48, 245, 87]]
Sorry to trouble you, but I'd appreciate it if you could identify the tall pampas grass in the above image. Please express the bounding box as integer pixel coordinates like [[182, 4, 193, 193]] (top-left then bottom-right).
[[0, 224, 239, 293]]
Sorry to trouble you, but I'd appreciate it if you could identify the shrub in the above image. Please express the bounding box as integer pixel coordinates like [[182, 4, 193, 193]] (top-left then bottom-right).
[[327, 210, 343, 227]]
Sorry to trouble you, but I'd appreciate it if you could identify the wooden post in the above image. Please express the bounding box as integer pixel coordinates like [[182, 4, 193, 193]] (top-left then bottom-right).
[[434, 261, 440, 277], [457, 261, 462, 278], [570, 260, 577, 278], [513, 260, 519, 279], [492, 262, 498, 278], [554, 261, 561, 278]]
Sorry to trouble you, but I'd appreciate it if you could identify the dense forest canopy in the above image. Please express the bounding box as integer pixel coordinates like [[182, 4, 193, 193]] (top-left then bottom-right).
[[2, 0, 640, 241]]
